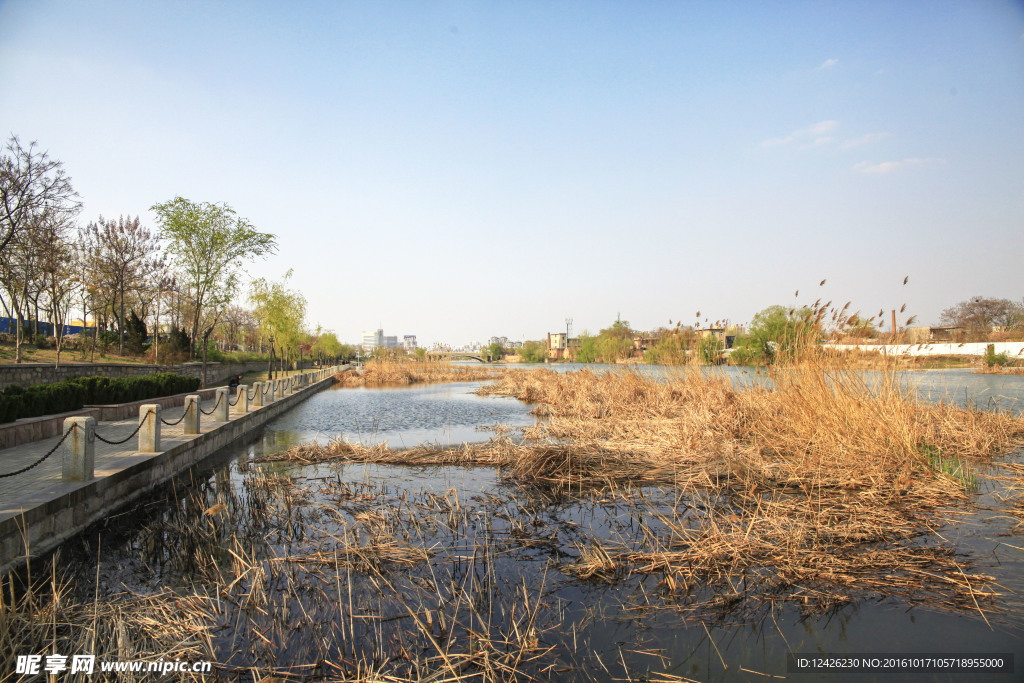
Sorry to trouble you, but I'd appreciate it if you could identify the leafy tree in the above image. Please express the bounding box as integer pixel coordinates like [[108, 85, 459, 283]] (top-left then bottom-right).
[[732, 305, 818, 366], [312, 329, 345, 365], [575, 332, 597, 363], [596, 319, 634, 363], [124, 310, 148, 355], [643, 325, 695, 365], [486, 342, 505, 362], [249, 271, 306, 379], [414, 347, 427, 362], [519, 340, 547, 363], [151, 197, 277, 385]]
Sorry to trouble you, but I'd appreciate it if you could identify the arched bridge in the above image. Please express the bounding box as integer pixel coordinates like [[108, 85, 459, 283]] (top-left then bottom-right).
[[429, 351, 490, 363]]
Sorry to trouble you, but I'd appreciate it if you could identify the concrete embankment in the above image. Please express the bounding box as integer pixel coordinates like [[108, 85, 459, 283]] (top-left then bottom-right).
[[0, 367, 344, 575]]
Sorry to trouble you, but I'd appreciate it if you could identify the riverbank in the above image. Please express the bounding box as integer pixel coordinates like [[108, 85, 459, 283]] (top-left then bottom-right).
[[6, 359, 1024, 681]]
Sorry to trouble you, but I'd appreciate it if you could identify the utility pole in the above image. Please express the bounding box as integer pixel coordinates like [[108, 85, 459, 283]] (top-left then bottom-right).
[[565, 317, 573, 360]]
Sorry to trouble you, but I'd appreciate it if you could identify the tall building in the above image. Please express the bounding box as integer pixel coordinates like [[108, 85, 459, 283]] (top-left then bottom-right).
[[403, 335, 418, 350], [362, 329, 384, 352], [384, 336, 399, 349]]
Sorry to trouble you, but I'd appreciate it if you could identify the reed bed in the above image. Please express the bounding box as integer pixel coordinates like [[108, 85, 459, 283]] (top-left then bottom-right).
[[339, 360, 505, 386], [284, 348, 1024, 618], [7, 344, 1022, 680]]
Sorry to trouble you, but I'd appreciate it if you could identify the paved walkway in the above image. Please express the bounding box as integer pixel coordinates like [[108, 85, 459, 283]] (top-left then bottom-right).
[[0, 391, 252, 523]]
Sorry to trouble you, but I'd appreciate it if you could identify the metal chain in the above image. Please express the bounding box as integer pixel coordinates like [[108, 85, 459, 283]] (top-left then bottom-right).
[[198, 393, 223, 416], [160, 409, 188, 426], [246, 386, 257, 400], [94, 410, 151, 445], [228, 390, 242, 407], [0, 425, 76, 478]]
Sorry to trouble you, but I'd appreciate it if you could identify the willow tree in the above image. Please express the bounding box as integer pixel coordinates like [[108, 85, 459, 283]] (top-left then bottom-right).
[[151, 197, 276, 386], [249, 270, 306, 379]]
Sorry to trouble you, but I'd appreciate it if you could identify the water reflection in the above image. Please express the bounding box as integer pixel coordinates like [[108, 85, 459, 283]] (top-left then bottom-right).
[[57, 367, 1024, 681]]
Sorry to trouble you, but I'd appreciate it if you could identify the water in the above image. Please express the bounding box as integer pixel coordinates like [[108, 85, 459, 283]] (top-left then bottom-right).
[[58, 368, 1024, 681]]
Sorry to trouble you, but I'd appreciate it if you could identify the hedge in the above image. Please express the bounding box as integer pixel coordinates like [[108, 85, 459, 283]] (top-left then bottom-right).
[[0, 373, 201, 424]]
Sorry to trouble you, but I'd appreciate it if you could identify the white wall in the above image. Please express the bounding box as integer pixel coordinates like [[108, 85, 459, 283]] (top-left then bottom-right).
[[827, 342, 1024, 357]]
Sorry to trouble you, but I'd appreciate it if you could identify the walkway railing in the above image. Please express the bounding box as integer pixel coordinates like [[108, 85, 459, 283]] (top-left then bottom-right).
[[0, 365, 342, 482]]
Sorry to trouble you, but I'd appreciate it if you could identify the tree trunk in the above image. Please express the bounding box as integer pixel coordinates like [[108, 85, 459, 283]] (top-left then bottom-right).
[[200, 324, 215, 389], [118, 290, 126, 356]]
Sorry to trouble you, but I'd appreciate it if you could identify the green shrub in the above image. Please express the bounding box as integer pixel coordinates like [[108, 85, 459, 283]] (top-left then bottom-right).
[[0, 372, 200, 424], [984, 346, 1009, 368]]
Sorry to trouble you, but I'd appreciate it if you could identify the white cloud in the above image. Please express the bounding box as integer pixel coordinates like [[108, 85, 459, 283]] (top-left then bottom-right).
[[808, 120, 838, 135], [813, 136, 833, 146], [818, 58, 839, 70], [840, 132, 887, 149], [760, 120, 838, 147], [852, 158, 945, 174]]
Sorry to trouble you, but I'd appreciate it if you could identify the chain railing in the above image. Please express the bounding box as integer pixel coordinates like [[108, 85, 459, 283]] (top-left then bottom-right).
[[198, 393, 224, 416], [160, 409, 188, 426], [0, 424, 77, 478], [94, 410, 152, 445], [0, 373, 325, 480]]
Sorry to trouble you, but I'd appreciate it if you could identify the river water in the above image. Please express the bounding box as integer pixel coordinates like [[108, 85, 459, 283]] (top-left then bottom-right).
[[65, 366, 1024, 681]]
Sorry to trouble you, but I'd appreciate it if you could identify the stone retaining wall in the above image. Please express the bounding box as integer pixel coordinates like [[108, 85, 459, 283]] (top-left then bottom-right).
[[0, 366, 342, 575]]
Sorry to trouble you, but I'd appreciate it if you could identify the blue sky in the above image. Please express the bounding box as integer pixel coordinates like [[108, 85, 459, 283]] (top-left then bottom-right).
[[1, 1, 1022, 346]]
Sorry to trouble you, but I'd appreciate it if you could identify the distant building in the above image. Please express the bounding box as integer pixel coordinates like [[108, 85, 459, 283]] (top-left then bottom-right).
[[384, 335, 399, 349], [489, 336, 509, 347], [403, 335, 418, 350], [362, 329, 384, 352], [547, 333, 566, 350]]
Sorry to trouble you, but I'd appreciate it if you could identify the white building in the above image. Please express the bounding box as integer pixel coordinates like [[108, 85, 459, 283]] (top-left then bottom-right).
[[403, 335, 418, 350], [362, 329, 384, 352]]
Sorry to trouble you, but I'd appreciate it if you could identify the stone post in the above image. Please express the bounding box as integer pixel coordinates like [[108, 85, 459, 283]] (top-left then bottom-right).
[[138, 404, 160, 452], [252, 382, 263, 407], [238, 385, 249, 412], [62, 417, 95, 482], [214, 388, 229, 422], [273, 379, 282, 401], [184, 395, 201, 435]]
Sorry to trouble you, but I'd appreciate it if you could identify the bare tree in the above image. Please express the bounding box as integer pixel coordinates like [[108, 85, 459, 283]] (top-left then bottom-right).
[[32, 209, 79, 367], [939, 297, 1023, 332], [80, 215, 164, 356], [0, 136, 79, 257]]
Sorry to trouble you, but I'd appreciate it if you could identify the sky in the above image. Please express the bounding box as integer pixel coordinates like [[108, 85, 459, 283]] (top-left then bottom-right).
[[1, 1, 1022, 347]]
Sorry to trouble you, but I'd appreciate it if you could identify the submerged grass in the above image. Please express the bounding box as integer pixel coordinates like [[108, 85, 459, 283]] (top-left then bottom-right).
[[6, 334, 1024, 680]]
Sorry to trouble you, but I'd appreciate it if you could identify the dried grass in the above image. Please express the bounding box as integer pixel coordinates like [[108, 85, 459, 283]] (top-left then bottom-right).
[[339, 360, 504, 387]]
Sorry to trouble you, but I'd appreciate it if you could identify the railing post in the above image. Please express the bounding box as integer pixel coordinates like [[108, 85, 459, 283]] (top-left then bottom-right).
[[273, 379, 282, 401], [238, 385, 249, 412], [62, 417, 95, 482], [139, 405, 160, 452], [214, 388, 229, 422], [184, 395, 200, 434], [252, 382, 263, 407]]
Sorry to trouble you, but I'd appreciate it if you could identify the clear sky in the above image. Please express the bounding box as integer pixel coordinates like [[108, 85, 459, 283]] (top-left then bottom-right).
[[2, 1, 1022, 347]]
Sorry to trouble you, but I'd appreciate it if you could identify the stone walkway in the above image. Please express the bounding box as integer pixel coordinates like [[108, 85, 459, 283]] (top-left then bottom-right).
[[0, 391, 252, 523]]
